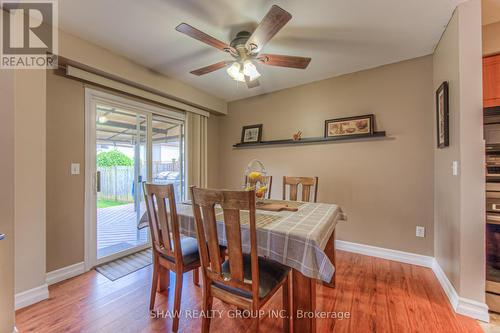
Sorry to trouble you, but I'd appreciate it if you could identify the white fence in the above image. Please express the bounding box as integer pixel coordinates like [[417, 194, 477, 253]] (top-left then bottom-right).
[[98, 162, 180, 202], [98, 166, 135, 202]]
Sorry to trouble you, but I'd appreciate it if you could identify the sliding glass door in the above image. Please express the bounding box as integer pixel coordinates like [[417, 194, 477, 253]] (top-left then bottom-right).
[[95, 106, 149, 259], [151, 115, 185, 201], [86, 89, 185, 265]]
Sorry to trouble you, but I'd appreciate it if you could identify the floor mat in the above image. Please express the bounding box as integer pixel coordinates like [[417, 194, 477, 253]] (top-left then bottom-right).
[[96, 248, 152, 281]]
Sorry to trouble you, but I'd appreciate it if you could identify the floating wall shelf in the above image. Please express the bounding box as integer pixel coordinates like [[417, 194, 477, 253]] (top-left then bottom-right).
[[233, 131, 387, 148]]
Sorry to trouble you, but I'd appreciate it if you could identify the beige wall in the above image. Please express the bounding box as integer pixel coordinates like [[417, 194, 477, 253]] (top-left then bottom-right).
[[6, 22, 227, 297], [483, 21, 500, 56], [45, 71, 222, 271], [221, 56, 435, 256], [0, 70, 16, 333], [14, 69, 47, 294], [42, 26, 227, 272], [58, 29, 227, 115], [456, 0, 485, 302], [433, 0, 485, 303], [433, 8, 462, 291], [46, 71, 85, 272]]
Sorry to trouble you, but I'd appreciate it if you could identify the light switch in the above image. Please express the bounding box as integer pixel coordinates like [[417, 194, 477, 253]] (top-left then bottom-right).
[[416, 226, 425, 238], [452, 161, 459, 176], [71, 163, 80, 175]]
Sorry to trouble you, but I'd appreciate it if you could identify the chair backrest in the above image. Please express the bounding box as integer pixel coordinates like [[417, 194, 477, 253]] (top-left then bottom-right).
[[143, 182, 182, 263], [244, 175, 273, 199], [282, 176, 319, 202], [190, 186, 260, 301]]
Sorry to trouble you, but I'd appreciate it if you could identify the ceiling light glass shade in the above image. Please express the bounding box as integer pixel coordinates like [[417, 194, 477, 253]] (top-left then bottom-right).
[[227, 62, 245, 82], [243, 61, 261, 81]]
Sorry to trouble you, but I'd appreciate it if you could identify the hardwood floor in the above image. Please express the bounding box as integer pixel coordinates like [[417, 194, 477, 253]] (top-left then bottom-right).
[[15, 251, 482, 333]]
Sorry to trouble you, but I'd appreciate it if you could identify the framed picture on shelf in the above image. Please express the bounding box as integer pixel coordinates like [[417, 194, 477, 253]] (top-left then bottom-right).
[[324, 114, 374, 138], [436, 81, 449, 148], [241, 124, 263, 143]]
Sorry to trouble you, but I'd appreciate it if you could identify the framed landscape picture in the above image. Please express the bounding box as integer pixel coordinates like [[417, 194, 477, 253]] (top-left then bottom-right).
[[436, 81, 449, 148], [241, 124, 263, 143], [324, 114, 374, 138]]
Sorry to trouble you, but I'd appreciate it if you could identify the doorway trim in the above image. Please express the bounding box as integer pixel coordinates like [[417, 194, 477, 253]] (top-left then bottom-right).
[[84, 87, 185, 271]]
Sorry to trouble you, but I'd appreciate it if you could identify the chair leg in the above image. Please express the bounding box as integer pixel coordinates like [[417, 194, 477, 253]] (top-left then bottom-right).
[[193, 267, 200, 286], [251, 317, 260, 333], [149, 260, 159, 311], [201, 289, 213, 333], [157, 265, 169, 292], [282, 277, 290, 333], [172, 271, 184, 332]]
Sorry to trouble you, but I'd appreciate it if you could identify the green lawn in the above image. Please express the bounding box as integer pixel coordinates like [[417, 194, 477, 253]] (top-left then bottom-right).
[[97, 199, 130, 209]]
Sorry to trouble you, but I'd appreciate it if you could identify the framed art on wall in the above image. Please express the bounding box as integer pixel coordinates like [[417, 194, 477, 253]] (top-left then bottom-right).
[[436, 81, 449, 148], [324, 114, 374, 138], [241, 124, 263, 143]]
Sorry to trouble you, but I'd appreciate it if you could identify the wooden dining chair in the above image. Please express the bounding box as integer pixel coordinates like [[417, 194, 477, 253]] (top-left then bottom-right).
[[282, 176, 319, 203], [190, 186, 291, 333], [244, 175, 273, 199], [143, 182, 201, 332]]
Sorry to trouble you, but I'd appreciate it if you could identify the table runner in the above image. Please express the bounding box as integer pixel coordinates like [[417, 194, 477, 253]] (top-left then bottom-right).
[[214, 208, 282, 228], [165, 200, 347, 283]]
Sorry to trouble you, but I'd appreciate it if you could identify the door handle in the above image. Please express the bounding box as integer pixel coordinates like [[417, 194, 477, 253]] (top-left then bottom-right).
[[0, 234, 5, 240], [96, 171, 101, 193]]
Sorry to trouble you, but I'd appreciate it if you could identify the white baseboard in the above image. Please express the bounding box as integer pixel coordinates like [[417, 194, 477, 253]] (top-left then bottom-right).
[[335, 240, 434, 268], [431, 259, 489, 322], [336, 240, 489, 322], [456, 297, 490, 323], [431, 258, 459, 309], [46, 261, 85, 286], [15, 284, 48, 310], [14, 263, 86, 311]]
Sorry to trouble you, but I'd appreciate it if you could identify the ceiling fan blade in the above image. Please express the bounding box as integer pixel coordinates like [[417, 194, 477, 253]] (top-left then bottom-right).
[[190, 61, 229, 76], [257, 54, 311, 69], [245, 76, 260, 89], [245, 5, 292, 54], [175, 23, 234, 53]]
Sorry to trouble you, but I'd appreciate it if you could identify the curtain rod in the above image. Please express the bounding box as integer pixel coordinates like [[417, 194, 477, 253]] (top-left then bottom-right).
[[57, 56, 215, 117]]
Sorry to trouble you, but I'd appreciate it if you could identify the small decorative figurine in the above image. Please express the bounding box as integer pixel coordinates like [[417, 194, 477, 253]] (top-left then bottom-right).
[[292, 130, 302, 141]]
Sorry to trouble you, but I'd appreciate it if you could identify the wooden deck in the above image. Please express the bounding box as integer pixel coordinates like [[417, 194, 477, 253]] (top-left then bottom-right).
[[97, 203, 148, 258]]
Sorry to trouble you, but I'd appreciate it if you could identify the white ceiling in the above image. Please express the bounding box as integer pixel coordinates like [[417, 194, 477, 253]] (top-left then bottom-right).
[[58, 0, 461, 102]]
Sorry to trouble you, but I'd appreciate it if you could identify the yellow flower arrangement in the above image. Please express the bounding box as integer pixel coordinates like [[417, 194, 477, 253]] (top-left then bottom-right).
[[255, 186, 267, 198], [248, 171, 262, 180]]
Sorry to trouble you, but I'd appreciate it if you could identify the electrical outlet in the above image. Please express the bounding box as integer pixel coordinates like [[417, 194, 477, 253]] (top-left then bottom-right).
[[416, 226, 425, 238]]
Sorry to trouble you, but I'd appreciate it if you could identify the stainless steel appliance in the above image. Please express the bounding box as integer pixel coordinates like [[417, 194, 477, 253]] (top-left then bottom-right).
[[485, 107, 500, 313], [487, 155, 500, 181]]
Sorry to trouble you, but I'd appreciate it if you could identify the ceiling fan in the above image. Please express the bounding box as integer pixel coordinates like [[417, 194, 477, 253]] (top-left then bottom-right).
[[175, 5, 311, 89]]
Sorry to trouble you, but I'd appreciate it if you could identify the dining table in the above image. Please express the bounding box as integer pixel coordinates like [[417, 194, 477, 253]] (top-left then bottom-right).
[[142, 198, 346, 333]]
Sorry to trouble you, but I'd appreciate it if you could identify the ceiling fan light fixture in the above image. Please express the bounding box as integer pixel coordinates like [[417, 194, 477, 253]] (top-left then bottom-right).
[[177, 6, 310, 90], [227, 62, 245, 82], [243, 61, 261, 81]]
